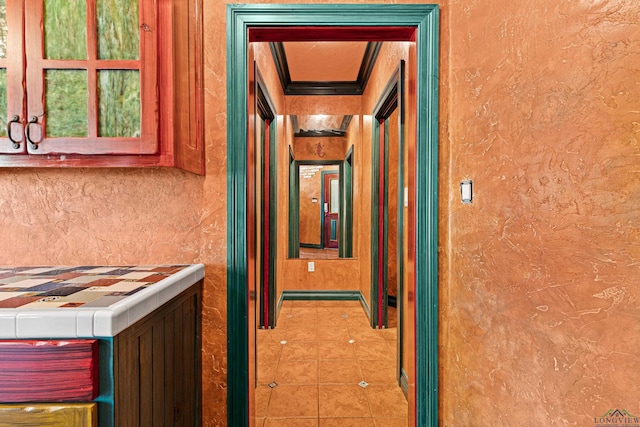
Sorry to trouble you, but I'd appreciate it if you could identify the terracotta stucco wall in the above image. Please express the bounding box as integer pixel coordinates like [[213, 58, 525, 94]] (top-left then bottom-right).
[[442, 0, 640, 425], [0, 0, 638, 425]]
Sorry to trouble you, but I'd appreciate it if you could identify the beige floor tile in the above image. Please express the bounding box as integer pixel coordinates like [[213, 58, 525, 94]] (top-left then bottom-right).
[[255, 385, 272, 418], [318, 384, 371, 418], [317, 340, 357, 360], [257, 359, 278, 385], [359, 358, 398, 385], [348, 327, 389, 345], [286, 325, 318, 342], [365, 385, 408, 418], [292, 300, 318, 308], [264, 418, 319, 426], [258, 342, 285, 361], [276, 360, 318, 385], [318, 359, 362, 384], [258, 327, 288, 344], [379, 327, 397, 341], [354, 341, 395, 361], [373, 417, 408, 426], [317, 325, 351, 341], [319, 418, 375, 426], [281, 341, 318, 360], [268, 385, 319, 418]]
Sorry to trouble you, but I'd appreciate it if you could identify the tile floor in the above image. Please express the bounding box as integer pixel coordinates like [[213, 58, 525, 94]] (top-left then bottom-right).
[[255, 300, 407, 427]]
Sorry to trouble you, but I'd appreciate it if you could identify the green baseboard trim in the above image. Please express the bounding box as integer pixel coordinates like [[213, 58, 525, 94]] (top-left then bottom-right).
[[400, 369, 409, 399], [281, 290, 361, 301], [358, 293, 371, 321], [300, 243, 322, 249]]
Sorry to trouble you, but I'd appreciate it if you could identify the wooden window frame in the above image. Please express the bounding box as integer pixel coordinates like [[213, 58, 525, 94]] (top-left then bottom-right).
[[0, 0, 204, 174]]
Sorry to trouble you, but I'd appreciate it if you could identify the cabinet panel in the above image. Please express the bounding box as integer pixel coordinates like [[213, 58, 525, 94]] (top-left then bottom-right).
[[113, 281, 202, 427]]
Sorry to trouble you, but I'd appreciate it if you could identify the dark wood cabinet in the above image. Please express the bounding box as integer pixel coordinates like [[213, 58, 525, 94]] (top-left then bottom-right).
[[109, 280, 202, 427]]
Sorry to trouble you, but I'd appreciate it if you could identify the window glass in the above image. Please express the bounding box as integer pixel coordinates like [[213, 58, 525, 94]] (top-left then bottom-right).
[[97, 0, 139, 60], [44, 0, 87, 60], [45, 70, 88, 137], [98, 70, 140, 137]]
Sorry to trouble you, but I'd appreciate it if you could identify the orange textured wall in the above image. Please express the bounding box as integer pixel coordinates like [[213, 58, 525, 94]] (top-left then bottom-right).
[[0, 1, 638, 425], [442, 0, 640, 425]]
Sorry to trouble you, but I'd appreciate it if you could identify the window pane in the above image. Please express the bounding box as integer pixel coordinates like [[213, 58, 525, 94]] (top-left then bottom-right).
[[44, 0, 87, 60], [97, 0, 139, 60], [0, 69, 6, 137], [0, 0, 7, 59], [330, 178, 339, 213], [98, 70, 140, 137], [45, 70, 88, 137]]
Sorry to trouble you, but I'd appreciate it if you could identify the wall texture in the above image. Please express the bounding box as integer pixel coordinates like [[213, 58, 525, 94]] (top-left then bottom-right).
[[442, 0, 640, 425], [0, 0, 638, 425]]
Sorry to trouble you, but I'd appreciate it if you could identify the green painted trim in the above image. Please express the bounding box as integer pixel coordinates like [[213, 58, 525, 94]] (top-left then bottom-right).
[[282, 290, 361, 301], [359, 292, 371, 322], [256, 66, 278, 329], [226, 4, 250, 426], [227, 5, 439, 426], [370, 112, 381, 329], [97, 338, 114, 427], [300, 243, 322, 249], [341, 145, 354, 258], [288, 147, 299, 258], [370, 63, 402, 330], [414, 7, 440, 427], [400, 368, 409, 399], [396, 61, 406, 393], [268, 118, 278, 327]]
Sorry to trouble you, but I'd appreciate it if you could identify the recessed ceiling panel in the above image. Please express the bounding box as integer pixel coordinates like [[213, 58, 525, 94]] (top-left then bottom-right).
[[297, 115, 344, 131], [284, 41, 367, 82]]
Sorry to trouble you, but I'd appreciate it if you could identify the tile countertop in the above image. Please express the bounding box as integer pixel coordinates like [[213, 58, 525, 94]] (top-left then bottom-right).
[[0, 264, 204, 339]]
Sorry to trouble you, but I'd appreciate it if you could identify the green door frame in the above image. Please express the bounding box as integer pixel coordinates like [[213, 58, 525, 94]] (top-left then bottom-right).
[[256, 66, 278, 329], [370, 61, 407, 392], [227, 4, 439, 426]]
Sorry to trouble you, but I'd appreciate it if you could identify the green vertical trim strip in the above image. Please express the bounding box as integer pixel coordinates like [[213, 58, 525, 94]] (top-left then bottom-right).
[[268, 118, 278, 327], [396, 62, 406, 390], [288, 148, 298, 258], [226, 5, 249, 427], [259, 117, 266, 328], [415, 6, 440, 427], [370, 116, 381, 329], [382, 116, 390, 328]]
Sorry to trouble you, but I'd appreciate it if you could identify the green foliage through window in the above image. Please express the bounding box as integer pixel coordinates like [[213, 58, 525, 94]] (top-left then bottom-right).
[[44, 0, 87, 60], [99, 70, 141, 137], [45, 70, 88, 137], [97, 0, 139, 60]]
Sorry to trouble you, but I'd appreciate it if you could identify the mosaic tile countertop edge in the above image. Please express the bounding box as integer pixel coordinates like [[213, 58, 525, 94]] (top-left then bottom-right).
[[0, 264, 204, 339]]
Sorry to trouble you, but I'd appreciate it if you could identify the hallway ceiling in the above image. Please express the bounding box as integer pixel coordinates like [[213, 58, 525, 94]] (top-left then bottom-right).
[[271, 41, 378, 137], [270, 41, 382, 96]]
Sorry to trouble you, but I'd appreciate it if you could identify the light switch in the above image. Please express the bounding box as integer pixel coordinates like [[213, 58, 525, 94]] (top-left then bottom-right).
[[308, 262, 315, 272]]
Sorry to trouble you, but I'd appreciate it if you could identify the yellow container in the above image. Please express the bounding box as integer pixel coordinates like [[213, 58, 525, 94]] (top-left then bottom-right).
[[0, 403, 96, 427]]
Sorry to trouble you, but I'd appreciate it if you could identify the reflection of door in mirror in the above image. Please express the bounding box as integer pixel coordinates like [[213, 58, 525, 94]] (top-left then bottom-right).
[[299, 165, 339, 259], [323, 171, 340, 249], [288, 114, 357, 260]]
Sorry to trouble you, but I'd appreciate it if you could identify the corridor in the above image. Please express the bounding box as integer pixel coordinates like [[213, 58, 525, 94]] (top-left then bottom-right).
[[256, 300, 408, 426]]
